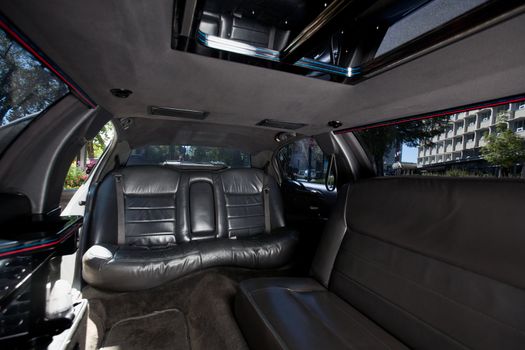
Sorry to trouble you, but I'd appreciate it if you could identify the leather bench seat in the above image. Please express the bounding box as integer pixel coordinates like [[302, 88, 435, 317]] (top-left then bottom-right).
[[235, 177, 525, 350], [82, 166, 298, 291], [236, 277, 408, 349]]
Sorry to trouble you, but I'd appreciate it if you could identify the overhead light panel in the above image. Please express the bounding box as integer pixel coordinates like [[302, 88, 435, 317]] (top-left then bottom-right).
[[149, 106, 209, 120], [256, 119, 307, 130]]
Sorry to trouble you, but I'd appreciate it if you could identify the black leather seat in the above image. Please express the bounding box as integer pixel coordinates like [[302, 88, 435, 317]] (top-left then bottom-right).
[[235, 177, 525, 350], [82, 166, 298, 291]]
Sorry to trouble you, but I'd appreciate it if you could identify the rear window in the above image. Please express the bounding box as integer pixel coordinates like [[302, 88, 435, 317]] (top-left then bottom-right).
[[127, 145, 251, 168], [354, 100, 525, 178], [0, 27, 69, 153]]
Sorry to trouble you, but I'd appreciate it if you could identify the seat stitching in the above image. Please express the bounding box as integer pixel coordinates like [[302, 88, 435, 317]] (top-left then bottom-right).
[[227, 213, 264, 219], [228, 225, 264, 231], [125, 232, 175, 237], [126, 219, 175, 223], [226, 202, 261, 208], [127, 206, 176, 210]]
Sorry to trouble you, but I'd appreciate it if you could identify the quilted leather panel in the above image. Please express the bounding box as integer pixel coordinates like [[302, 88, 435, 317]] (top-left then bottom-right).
[[225, 193, 265, 237]]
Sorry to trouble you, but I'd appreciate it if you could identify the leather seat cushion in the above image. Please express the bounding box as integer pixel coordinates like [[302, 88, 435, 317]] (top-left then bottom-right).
[[235, 277, 408, 350], [83, 228, 298, 291]]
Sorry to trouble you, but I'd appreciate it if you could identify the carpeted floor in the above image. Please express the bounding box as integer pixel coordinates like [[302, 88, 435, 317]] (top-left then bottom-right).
[[100, 309, 189, 350], [82, 267, 291, 350]]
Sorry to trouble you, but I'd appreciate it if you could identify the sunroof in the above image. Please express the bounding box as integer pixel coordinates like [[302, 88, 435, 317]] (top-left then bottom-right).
[[376, 0, 490, 57], [171, 0, 523, 85]]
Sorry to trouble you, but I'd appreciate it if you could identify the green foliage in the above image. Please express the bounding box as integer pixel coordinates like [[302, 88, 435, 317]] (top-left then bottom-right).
[[64, 163, 88, 189], [356, 116, 451, 174], [1, 29, 68, 125], [444, 169, 470, 177], [481, 127, 525, 172], [87, 122, 114, 158], [192, 146, 208, 163]]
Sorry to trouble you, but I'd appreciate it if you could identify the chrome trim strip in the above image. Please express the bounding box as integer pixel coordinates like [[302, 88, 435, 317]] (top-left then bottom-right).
[[196, 30, 360, 78]]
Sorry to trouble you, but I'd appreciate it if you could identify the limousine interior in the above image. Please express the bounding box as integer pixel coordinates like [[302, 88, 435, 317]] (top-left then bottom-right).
[[0, 0, 524, 349]]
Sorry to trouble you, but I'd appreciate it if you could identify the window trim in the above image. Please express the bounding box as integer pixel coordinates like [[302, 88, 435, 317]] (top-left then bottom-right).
[[335, 94, 525, 134]]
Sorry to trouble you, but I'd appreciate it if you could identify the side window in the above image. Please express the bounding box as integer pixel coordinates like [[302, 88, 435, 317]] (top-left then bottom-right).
[[278, 137, 333, 187], [61, 122, 115, 214], [355, 100, 525, 178], [0, 27, 69, 154]]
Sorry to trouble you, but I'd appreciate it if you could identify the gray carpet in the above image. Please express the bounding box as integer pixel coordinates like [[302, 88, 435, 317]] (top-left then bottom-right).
[[84, 268, 286, 350], [100, 309, 189, 350]]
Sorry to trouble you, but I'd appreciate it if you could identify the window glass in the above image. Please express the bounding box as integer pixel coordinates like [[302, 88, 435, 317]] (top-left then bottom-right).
[[61, 122, 115, 214], [376, 0, 489, 57], [127, 145, 251, 168], [0, 28, 69, 153], [355, 101, 525, 178], [278, 137, 333, 186]]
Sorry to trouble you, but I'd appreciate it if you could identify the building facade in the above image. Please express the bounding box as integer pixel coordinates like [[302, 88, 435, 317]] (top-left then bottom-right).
[[417, 101, 525, 170]]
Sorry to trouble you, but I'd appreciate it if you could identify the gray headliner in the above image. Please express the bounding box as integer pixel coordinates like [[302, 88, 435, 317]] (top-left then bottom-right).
[[2, 1, 525, 139], [118, 117, 283, 153]]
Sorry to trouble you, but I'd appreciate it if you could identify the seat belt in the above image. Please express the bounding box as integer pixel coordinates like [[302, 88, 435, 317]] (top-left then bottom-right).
[[114, 173, 126, 245], [263, 175, 271, 234]]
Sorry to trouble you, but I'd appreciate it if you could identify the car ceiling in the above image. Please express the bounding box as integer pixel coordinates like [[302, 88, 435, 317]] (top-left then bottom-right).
[[2, 1, 525, 137], [117, 117, 285, 154]]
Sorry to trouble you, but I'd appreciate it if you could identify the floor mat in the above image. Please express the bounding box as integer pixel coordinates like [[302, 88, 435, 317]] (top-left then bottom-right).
[[100, 309, 189, 350], [84, 269, 284, 349]]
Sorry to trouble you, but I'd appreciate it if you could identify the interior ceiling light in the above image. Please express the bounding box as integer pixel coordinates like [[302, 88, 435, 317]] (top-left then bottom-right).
[[119, 118, 133, 130], [110, 88, 133, 98], [328, 120, 343, 128], [149, 106, 209, 120], [274, 132, 296, 143], [256, 119, 307, 130]]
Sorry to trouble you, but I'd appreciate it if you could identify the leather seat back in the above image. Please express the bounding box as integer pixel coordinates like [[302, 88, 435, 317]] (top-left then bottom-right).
[[221, 168, 285, 238], [89, 166, 286, 247], [177, 171, 227, 241], [311, 177, 525, 349], [90, 166, 182, 247]]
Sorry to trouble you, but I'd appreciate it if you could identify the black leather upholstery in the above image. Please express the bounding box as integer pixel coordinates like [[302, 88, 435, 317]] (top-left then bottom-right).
[[82, 166, 297, 291], [236, 277, 408, 350], [89, 166, 182, 247], [236, 177, 525, 350]]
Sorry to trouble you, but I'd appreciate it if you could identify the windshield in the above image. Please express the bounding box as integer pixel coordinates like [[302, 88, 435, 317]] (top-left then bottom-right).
[[127, 145, 251, 168]]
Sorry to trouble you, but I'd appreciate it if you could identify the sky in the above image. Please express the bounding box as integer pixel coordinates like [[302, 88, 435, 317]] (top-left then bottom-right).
[[402, 143, 418, 163]]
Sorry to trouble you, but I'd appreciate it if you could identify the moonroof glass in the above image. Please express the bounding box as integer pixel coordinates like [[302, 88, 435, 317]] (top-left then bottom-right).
[[376, 0, 490, 57], [171, 0, 515, 84]]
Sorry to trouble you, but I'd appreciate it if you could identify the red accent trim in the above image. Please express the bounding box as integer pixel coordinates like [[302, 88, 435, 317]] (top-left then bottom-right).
[[0, 226, 78, 258], [0, 19, 97, 109], [335, 96, 525, 134]]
